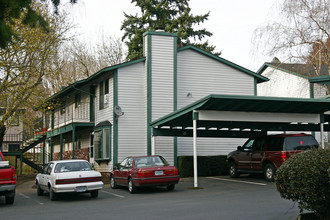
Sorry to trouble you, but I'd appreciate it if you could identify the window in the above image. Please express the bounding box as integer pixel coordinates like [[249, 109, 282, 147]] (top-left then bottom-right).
[[99, 79, 109, 110], [243, 139, 254, 151], [93, 125, 111, 161], [75, 93, 81, 108]]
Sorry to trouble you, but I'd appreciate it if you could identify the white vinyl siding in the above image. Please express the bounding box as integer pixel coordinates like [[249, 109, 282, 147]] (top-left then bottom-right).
[[177, 49, 255, 109], [177, 49, 256, 156], [117, 62, 147, 162], [149, 34, 175, 164], [95, 77, 113, 125], [151, 35, 174, 121], [178, 137, 246, 156]]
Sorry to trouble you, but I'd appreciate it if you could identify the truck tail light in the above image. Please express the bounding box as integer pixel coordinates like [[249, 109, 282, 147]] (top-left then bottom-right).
[[281, 152, 288, 162], [12, 167, 17, 181]]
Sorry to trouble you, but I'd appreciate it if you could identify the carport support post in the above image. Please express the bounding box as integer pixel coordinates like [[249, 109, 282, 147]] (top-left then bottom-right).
[[193, 111, 198, 188], [151, 135, 155, 155], [320, 123, 324, 149]]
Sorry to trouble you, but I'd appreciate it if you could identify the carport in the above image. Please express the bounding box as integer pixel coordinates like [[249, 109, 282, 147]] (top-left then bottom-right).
[[150, 94, 330, 187]]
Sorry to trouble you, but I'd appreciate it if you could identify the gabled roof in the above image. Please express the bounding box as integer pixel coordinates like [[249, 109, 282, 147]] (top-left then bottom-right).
[[179, 45, 269, 83], [47, 58, 146, 101], [257, 62, 329, 78]]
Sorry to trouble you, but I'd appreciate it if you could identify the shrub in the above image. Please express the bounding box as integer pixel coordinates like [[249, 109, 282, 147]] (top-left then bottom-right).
[[275, 148, 330, 217], [177, 155, 228, 177]]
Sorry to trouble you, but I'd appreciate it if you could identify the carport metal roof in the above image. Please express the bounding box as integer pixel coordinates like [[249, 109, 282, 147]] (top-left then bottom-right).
[[150, 94, 330, 188], [151, 94, 330, 138]]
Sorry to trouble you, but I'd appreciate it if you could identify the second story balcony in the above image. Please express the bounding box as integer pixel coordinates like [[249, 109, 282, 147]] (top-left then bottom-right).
[[50, 102, 94, 130]]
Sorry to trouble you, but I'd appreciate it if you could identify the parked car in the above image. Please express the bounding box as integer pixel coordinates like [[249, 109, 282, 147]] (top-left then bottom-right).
[[35, 159, 103, 200], [0, 151, 16, 204], [110, 155, 180, 193], [226, 133, 319, 182]]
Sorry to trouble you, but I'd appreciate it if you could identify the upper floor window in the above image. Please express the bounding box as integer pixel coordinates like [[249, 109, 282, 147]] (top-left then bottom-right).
[[99, 79, 109, 110]]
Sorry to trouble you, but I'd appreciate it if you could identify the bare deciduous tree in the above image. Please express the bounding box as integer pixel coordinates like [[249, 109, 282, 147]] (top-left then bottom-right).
[[254, 0, 329, 77], [0, 2, 71, 148]]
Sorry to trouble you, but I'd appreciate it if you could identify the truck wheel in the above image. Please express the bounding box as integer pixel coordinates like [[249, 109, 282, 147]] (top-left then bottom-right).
[[264, 164, 276, 182], [5, 194, 15, 205], [229, 162, 240, 178]]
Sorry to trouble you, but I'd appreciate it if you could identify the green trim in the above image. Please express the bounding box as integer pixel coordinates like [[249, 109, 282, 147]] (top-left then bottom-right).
[[151, 94, 330, 128], [193, 111, 199, 120], [60, 133, 63, 160], [143, 31, 177, 37], [113, 69, 118, 165], [72, 125, 75, 159], [46, 122, 94, 138], [173, 35, 178, 166], [147, 34, 152, 155], [310, 83, 314, 98], [257, 63, 309, 79], [309, 75, 330, 85], [320, 113, 325, 123], [94, 124, 112, 161], [254, 78, 257, 96], [178, 45, 269, 83]]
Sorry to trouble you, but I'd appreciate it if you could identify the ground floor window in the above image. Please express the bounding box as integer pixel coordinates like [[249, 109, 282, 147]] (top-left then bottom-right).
[[94, 125, 111, 161]]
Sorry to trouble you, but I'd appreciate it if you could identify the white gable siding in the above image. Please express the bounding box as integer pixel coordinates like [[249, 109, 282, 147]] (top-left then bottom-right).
[[258, 68, 310, 98], [177, 49, 255, 156], [117, 62, 147, 162], [177, 50, 255, 109]]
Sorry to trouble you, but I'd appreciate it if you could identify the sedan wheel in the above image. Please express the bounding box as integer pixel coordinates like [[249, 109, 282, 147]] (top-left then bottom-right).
[[128, 178, 136, 194], [264, 164, 276, 182], [90, 190, 99, 198], [229, 162, 240, 178], [37, 184, 44, 196], [110, 175, 117, 189], [49, 187, 56, 201], [166, 184, 175, 191]]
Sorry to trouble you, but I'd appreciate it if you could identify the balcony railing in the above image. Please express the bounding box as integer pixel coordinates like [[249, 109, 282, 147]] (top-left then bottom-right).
[[51, 102, 92, 129]]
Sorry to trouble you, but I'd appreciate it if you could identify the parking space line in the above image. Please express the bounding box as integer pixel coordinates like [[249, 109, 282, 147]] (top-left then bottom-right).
[[18, 193, 44, 205], [206, 177, 267, 186], [100, 190, 125, 198]]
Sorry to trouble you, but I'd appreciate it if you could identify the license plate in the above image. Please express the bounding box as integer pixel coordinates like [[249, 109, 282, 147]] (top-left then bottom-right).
[[154, 170, 164, 176], [75, 186, 87, 192]]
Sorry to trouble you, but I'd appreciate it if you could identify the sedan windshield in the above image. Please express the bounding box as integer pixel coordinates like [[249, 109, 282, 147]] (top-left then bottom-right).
[[54, 161, 92, 173], [134, 156, 169, 168]]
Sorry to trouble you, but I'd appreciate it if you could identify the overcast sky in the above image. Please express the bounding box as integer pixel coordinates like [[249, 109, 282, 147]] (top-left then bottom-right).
[[61, 0, 281, 72]]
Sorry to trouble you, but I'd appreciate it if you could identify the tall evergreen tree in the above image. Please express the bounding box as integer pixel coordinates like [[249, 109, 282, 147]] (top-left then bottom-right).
[[121, 0, 220, 60]]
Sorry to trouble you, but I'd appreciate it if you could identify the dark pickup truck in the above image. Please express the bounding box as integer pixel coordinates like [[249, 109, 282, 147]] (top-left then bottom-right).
[[0, 151, 16, 204]]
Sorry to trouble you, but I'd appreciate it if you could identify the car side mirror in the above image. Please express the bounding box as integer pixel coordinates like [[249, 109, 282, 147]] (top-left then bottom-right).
[[237, 146, 242, 151]]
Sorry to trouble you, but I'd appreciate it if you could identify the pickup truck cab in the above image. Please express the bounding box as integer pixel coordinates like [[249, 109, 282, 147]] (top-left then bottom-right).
[[0, 151, 17, 204]]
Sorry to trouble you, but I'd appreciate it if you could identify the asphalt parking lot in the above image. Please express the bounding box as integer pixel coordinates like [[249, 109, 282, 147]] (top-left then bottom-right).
[[1, 175, 301, 220]]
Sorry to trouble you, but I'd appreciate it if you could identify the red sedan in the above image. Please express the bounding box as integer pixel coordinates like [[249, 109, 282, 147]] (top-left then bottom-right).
[[110, 155, 180, 193]]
